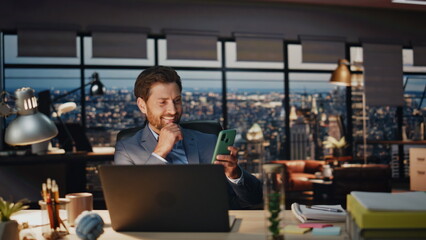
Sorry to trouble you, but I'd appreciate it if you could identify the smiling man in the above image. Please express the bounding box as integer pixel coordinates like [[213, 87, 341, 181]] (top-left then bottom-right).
[[114, 66, 262, 209]]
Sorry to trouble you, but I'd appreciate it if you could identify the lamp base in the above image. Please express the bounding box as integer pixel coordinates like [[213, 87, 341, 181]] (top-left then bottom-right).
[[31, 140, 50, 155]]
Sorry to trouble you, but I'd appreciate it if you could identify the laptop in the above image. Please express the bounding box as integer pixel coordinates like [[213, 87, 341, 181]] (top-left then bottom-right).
[[99, 164, 232, 232]]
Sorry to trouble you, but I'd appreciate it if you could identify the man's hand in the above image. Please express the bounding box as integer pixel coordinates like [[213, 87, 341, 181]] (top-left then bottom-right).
[[214, 146, 241, 179], [153, 123, 183, 158]]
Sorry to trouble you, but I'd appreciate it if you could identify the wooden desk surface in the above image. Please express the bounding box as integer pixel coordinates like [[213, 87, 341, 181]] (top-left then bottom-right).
[[14, 210, 348, 240]]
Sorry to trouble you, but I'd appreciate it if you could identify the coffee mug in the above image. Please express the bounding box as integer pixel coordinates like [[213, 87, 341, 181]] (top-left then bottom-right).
[[65, 192, 93, 226]]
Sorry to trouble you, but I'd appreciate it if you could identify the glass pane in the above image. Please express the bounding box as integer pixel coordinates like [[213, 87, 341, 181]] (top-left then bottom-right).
[[84, 69, 143, 147], [351, 84, 398, 165], [288, 44, 336, 70], [350, 47, 426, 72], [83, 37, 155, 66], [158, 39, 222, 67], [177, 70, 223, 123], [4, 68, 81, 149], [403, 49, 426, 72], [349, 46, 364, 71], [83, 69, 223, 148], [4, 35, 80, 65], [403, 75, 426, 140], [227, 71, 285, 174], [289, 72, 346, 161], [225, 42, 284, 69]]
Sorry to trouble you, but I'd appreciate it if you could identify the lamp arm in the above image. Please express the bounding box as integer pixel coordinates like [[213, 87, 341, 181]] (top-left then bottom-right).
[[50, 101, 76, 153], [52, 79, 95, 102]]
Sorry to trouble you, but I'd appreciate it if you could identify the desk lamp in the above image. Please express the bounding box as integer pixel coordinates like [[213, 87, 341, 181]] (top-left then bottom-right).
[[0, 87, 58, 146], [52, 72, 105, 103], [330, 59, 368, 164], [330, 59, 351, 87], [52, 102, 77, 118], [50, 72, 105, 152]]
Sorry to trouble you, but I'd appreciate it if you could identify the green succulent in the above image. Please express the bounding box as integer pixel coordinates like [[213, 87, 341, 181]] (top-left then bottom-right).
[[0, 197, 29, 222]]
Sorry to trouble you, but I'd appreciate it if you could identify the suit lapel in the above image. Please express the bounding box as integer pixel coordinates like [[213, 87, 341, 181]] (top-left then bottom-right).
[[139, 126, 157, 153], [183, 129, 200, 164]]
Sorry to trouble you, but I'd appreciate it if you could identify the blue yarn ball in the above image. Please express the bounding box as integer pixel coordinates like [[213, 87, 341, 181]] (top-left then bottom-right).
[[75, 211, 104, 240]]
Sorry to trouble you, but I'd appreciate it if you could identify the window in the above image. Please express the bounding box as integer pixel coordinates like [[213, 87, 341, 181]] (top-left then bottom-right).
[[403, 75, 426, 140], [289, 72, 345, 160], [287, 44, 335, 70], [227, 71, 285, 172], [177, 70, 223, 122], [4, 68, 81, 149], [83, 69, 143, 147]]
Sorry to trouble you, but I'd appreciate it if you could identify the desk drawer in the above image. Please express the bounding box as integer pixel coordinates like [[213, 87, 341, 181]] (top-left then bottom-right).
[[409, 148, 426, 166], [410, 164, 426, 191]]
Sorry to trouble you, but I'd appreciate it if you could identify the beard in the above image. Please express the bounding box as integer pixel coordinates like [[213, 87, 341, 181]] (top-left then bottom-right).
[[145, 107, 181, 132]]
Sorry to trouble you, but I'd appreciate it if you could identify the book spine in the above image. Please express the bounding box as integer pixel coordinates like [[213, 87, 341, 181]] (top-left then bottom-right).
[[347, 194, 426, 229], [348, 212, 426, 239]]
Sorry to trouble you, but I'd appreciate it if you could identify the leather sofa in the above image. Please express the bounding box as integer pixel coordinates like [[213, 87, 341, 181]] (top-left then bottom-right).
[[271, 160, 325, 192]]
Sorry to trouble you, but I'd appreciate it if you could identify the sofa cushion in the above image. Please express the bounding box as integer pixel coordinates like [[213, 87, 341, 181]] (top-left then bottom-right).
[[290, 173, 317, 191]]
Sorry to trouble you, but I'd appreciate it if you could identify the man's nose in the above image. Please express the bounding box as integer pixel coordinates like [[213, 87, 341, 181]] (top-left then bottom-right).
[[166, 102, 177, 114]]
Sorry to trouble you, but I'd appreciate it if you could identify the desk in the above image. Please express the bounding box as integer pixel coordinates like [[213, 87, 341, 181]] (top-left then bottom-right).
[[311, 180, 333, 205], [0, 153, 114, 208], [13, 210, 347, 240]]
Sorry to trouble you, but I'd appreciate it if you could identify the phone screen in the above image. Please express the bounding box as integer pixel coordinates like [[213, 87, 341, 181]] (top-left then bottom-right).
[[211, 129, 237, 163]]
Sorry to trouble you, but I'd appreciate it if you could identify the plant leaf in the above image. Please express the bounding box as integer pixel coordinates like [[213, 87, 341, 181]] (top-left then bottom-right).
[[0, 197, 30, 221]]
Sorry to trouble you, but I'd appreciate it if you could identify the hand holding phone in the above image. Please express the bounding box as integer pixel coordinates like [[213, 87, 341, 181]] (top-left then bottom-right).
[[211, 129, 237, 163]]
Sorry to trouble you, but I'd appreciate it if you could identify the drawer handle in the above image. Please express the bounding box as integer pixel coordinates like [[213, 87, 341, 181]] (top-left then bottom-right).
[[418, 171, 426, 175], [417, 158, 425, 161]]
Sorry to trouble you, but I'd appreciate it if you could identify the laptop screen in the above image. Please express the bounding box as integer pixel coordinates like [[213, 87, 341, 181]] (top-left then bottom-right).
[[99, 164, 231, 232]]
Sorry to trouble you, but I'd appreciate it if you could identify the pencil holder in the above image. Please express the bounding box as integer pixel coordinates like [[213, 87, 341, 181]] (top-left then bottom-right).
[[39, 198, 70, 240], [262, 163, 285, 240]]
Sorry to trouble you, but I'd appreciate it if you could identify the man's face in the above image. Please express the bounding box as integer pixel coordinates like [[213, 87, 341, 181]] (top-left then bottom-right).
[[137, 82, 182, 133]]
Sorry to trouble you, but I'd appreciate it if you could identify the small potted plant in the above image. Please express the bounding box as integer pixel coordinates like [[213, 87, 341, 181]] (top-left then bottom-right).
[[0, 197, 29, 240], [322, 136, 347, 157]]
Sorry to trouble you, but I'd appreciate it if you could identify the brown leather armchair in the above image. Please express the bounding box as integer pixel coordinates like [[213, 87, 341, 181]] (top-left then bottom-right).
[[271, 160, 325, 192], [270, 160, 326, 208]]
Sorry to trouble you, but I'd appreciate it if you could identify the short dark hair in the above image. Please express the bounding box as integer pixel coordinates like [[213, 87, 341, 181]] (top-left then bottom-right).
[[134, 66, 182, 101]]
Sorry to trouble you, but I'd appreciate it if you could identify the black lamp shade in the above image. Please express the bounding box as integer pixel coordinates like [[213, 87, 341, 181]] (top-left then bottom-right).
[[90, 73, 106, 96]]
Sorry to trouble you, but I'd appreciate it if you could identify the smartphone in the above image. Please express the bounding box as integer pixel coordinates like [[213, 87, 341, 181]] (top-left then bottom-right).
[[211, 129, 237, 163]]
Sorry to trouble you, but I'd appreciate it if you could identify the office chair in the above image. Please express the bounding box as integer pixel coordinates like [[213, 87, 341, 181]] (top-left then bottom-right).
[[116, 120, 223, 142]]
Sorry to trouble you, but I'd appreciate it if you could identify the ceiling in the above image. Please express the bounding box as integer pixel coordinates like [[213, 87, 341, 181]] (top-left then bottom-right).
[[241, 0, 426, 12]]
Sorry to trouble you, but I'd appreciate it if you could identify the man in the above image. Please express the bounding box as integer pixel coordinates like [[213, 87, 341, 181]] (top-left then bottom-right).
[[114, 66, 262, 209]]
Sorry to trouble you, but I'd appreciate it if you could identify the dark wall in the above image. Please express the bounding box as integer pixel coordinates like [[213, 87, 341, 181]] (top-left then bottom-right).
[[1, 0, 426, 44]]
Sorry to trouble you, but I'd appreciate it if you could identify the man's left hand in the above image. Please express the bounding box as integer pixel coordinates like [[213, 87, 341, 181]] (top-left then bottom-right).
[[214, 146, 241, 179]]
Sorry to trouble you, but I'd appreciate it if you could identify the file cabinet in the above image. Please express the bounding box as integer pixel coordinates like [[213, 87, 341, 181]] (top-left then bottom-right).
[[409, 148, 426, 191]]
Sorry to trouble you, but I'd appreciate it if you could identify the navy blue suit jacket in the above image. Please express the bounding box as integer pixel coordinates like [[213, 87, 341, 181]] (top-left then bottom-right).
[[114, 125, 263, 209]]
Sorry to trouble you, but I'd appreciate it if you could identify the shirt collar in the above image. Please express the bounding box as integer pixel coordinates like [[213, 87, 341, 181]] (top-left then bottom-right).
[[147, 124, 184, 148], [148, 124, 159, 141]]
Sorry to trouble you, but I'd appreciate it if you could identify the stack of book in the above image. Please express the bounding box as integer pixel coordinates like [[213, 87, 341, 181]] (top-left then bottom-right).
[[291, 203, 347, 223], [346, 191, 426, 240]]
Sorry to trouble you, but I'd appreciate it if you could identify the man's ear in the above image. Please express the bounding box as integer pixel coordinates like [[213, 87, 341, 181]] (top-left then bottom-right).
[[137, 97, 147, 114]]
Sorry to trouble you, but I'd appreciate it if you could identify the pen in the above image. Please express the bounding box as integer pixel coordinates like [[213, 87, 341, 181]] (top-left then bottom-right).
[[306, 206, 343, 213]]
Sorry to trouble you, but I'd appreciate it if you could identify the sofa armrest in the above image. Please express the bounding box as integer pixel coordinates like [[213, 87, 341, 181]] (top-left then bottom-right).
[[304, 160, 325, 174]]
